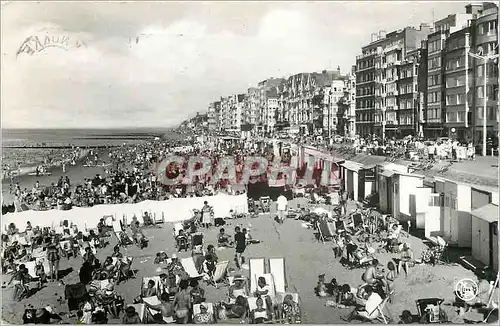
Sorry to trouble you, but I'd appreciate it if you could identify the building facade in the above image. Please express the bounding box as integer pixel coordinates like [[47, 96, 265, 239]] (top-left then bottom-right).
[[472, 3, 499, 143]]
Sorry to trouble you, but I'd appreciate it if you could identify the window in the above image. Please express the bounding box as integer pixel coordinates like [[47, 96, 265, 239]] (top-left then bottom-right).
[[446, 112, 456, 122], [478, 23, 485, 35], [477, 86, 484, 98], [488, 21, 498, 35], [488, 42, 498, 55], [488, 107, 497, 120], [407, 85, 412, 93], [457, 112, 465, 122], [428, 195, 442, 207], [477, 65, 484, 77], [477, 106, 484, 119]]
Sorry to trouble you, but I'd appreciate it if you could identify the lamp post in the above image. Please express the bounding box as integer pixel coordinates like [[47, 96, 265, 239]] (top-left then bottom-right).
[[467, 51, 499, 156]]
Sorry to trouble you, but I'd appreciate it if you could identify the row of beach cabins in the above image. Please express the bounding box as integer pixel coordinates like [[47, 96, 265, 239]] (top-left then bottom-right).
[[299, 145, 499, 273]]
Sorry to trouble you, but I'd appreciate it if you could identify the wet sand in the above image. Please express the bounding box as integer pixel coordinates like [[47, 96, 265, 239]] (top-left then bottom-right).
[[1, 198, 484, 324]]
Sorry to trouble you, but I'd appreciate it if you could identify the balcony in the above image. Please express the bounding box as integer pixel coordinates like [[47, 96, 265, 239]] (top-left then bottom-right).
[[387, 90, 398, 96]]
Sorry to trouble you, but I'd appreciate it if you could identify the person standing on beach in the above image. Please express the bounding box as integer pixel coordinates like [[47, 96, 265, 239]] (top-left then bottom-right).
[[46, 241, 60, 281], [276, 194, 288, 224], [234, 226, 246, 269]]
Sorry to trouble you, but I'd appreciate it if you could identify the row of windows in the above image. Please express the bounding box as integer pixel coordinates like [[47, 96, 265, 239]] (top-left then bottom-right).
[[476, 85, 499, 100], [446, 93, 466, 105], [477, 20, 498, 36], [428, 39, 444, 53], [357, 72, 375, 83], [429, 57, 441, 69], [428, 91, 441, 103], [476, 106, 499, 121], [357, 60, 374, 70], [399, 84, 417, 94], [428, 74, 441, 87], [356, 113, 374, 122], [357, 100, 375, 108], [357, 87, 375, 96], [477, 63, 499, 78]]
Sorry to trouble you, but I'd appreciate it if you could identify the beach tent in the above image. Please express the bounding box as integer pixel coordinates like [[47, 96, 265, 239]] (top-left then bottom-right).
[[2, 193, 248, 230]]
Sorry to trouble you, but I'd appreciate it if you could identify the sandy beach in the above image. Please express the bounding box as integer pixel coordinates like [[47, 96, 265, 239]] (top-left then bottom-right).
[[1, 197, 487, 324]]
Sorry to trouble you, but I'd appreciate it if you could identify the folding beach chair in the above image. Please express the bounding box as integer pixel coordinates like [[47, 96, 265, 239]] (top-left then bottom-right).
[[318, 220, 335, 243], [113, 220, 133, 246], [59, 239, 74, 258], [192, 303, 216, 322], [143, 296, 175, 323], [276, 293, 301, 324], [141, 276, 161, 298], [152, 212, 165, 224], [207, 260, 229, 288], [249, 258, 265, 293], [127, 303, 149, 323], [181, 257, 202, 279], [191, 233, 204, 249], [173, 223, 184, 237], [269, 257, 286, 294], [364, 291, 393, 324]]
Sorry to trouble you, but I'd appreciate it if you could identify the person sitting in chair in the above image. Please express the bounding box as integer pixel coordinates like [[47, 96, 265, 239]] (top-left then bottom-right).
[[111, 246, 123, 258], [217, 228, 231, 247], [176, 230, 188, 251], [251, 297, 269, 324], [343, 285, 383, 322], [228, 276, 248, 303], [143, 212, 153, 226], [362, 259, 384, 287], [254, 277, 273, 316], [190, 279, 205, 305], [282, 294, 301, 323], [102, 256, 117, 279], [83, 247, 96, 266], [193, 303, 213, 324], [143, 279, 157, 298]]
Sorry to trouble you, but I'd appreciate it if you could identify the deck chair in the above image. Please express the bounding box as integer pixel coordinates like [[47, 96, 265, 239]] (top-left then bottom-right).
[[269, 258, 286, 294], [181, 257, 202, 278], [318, 220, 335, 243], [142, 276, 161, 297], [152, 212, 165, 224], [59, 240, 74, 258], [276, 293, 301, 323], [364, 292, 393, 324], [192, 303, 215, 321], [144, 296, 175, 323], [24, 258, 50, 280], [208, 260, 229, 288], [191, 233, 204, 249], [248, 297, 268, 311], [249, 258, 266, 293], [127, 304, 147, 323], [173, 223, 183, 237]]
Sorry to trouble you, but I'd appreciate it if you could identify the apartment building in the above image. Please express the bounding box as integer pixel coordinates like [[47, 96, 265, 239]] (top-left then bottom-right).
[[424, 5, 477, 138], [339, 68, 357, 137], [356, 32, 384, 137], [257, 78, 285, 135], [372, 25, 431, 138], [214, 101, 221, 131], [443, 26, 473, 141], [207, 102, 216, 130], [472, 3, 499, 142]]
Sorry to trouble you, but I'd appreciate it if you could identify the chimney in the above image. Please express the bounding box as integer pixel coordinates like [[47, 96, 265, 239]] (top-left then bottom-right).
[[337, 66, 341, 71], [371, 33, 378, 42], [379, 30, 387, 39], [322, 70, 327, 74]]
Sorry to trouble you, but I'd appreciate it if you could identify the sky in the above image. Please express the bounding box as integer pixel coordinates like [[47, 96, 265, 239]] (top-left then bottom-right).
[[1, 1, 467, 129]]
